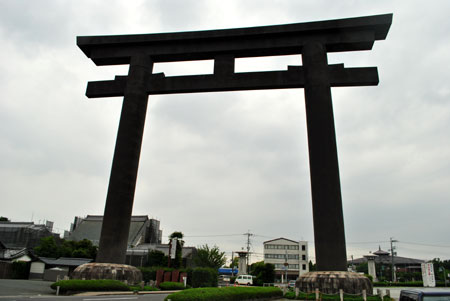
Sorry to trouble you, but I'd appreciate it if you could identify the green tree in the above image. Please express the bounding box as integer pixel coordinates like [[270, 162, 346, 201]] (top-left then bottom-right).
[[146, 250, 168, 267], [309, 260, 316, 271], [356, 262, 368, 274], [432, 258, 450, 281], [73, 239, 97, 259], [250, 261, 275, 285], [34, 236, 97, 259], [194, 244, 226, 269], [230, 256, 239, 269], [0, 216, 8, 221], [34, 236, 60, 257], [169, 232, 184, 268]]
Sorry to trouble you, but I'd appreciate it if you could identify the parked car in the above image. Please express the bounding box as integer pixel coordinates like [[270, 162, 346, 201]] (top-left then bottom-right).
[[235, 274, 253, 285], [400, 289, 450, 301]]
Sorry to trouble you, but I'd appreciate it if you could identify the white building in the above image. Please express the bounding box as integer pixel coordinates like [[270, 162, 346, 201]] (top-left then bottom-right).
[[263, 237, 309, 283]]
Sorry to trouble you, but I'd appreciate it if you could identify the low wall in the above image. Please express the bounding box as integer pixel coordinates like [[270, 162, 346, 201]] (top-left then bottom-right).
[[0, 261, 13, 279]]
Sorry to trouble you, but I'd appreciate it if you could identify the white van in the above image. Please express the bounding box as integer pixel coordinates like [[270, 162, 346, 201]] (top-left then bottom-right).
[[235, 274, 253, 285]]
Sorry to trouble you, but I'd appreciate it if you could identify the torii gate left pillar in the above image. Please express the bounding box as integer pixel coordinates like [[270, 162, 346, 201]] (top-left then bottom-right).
[[96, 55, 153, 263]]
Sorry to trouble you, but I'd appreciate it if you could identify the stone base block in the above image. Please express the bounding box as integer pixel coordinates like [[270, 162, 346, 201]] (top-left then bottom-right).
[[296, 271, 372, 294], [71, 263, 142, 285]]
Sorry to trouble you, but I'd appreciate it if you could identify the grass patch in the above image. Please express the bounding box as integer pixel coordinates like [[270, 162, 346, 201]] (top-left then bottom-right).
[[159, 281, 186, 291], [51, 279, 129, 294], [164, 286, 282, 301]]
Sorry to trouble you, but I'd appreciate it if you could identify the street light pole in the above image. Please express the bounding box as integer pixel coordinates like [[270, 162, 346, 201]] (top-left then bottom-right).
[[390, 237, 398, 282]]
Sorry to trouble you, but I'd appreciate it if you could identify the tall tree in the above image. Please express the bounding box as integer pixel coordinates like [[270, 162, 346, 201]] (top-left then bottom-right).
[[194, 244, 226, 269], [169, 232, 184, 268], [146, 250, 168, 267]]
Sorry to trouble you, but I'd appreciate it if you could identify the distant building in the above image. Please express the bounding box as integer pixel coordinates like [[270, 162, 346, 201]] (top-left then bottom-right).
[[0, 220, 58, 249], [0, 241, 31, 262], [65, 215, 162, 247], [263, 237, 309, 282], [348, 246, 425, 281]]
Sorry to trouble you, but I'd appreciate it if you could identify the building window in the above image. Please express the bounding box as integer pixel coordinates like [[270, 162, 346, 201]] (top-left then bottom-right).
[[265, 254, 299, 259], [302, 264, 307, 270], [274, 264, 299, 270], [302, 245, 306, 251], [264, 243, 301, 250], [302, 255, 306, 260]]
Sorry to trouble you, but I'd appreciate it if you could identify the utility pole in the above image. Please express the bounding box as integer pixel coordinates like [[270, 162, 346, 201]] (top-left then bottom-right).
[[390, 237, 398, 282], [244, 231, 253, 273], [231, 251, 235, 276]]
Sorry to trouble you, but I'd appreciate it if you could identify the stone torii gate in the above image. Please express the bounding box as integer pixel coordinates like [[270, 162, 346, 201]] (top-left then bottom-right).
[[77, 14, 392, 273]]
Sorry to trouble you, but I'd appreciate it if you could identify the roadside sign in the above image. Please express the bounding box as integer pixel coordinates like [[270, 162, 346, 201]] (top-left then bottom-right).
[[421, 262, 436, 287]]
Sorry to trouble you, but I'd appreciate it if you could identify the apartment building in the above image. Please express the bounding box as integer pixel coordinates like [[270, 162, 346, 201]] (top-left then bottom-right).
[[263, 237, 309, 282]]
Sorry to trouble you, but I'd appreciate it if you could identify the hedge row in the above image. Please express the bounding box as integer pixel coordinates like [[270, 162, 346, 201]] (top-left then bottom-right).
[[128, 285, 159, 291], [164, 286, 282, 301], [50, 279, 129, 293], [284, 291, 392, 301], [160, 281, 187, 291], [374, 281, 447, 287], [192, 267, 217, 288]]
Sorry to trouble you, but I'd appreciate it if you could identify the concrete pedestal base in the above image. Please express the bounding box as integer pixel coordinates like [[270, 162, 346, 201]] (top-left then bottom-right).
[[296, 271, 372, 294], [71, 263, 142, 285]]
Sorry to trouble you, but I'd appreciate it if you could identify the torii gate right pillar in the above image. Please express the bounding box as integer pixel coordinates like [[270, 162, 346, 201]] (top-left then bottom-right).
[[303, 42, 347, 271]]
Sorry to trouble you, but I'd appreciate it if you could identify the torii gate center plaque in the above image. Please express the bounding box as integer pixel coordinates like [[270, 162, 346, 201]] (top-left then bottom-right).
[[77, 13, 392, 271]]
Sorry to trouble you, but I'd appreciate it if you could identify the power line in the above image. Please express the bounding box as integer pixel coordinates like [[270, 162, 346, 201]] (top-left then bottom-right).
[[399, 241, 450, 248], [170, 234, 243, 238], [347, 241, 390, 245]]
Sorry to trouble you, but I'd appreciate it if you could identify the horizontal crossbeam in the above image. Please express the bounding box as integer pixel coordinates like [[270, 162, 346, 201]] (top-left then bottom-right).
[[85, 64, 378, 98], [77, 14, 392, 66]]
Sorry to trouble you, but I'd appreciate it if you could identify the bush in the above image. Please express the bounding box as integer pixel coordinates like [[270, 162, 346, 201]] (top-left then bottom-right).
[[192, 267, 218, 288], [164, 286, 282, 301], [159, 281, 186, 290], [50, 279, 129, 294]]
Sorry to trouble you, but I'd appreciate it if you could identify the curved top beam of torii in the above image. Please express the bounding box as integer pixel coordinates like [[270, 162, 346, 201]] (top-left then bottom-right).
[[79, 14, 392, 98], [77, 13, 392, 65]]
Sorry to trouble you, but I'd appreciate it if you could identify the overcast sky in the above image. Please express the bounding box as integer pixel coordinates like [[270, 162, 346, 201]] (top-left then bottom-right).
[[1, 0, 450, 264]]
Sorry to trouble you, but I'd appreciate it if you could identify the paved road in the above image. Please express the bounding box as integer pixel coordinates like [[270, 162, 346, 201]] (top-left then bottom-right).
[[0, 279, 54, 297], [0, 295, 168, 301], [0, 280, 169, 301]]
